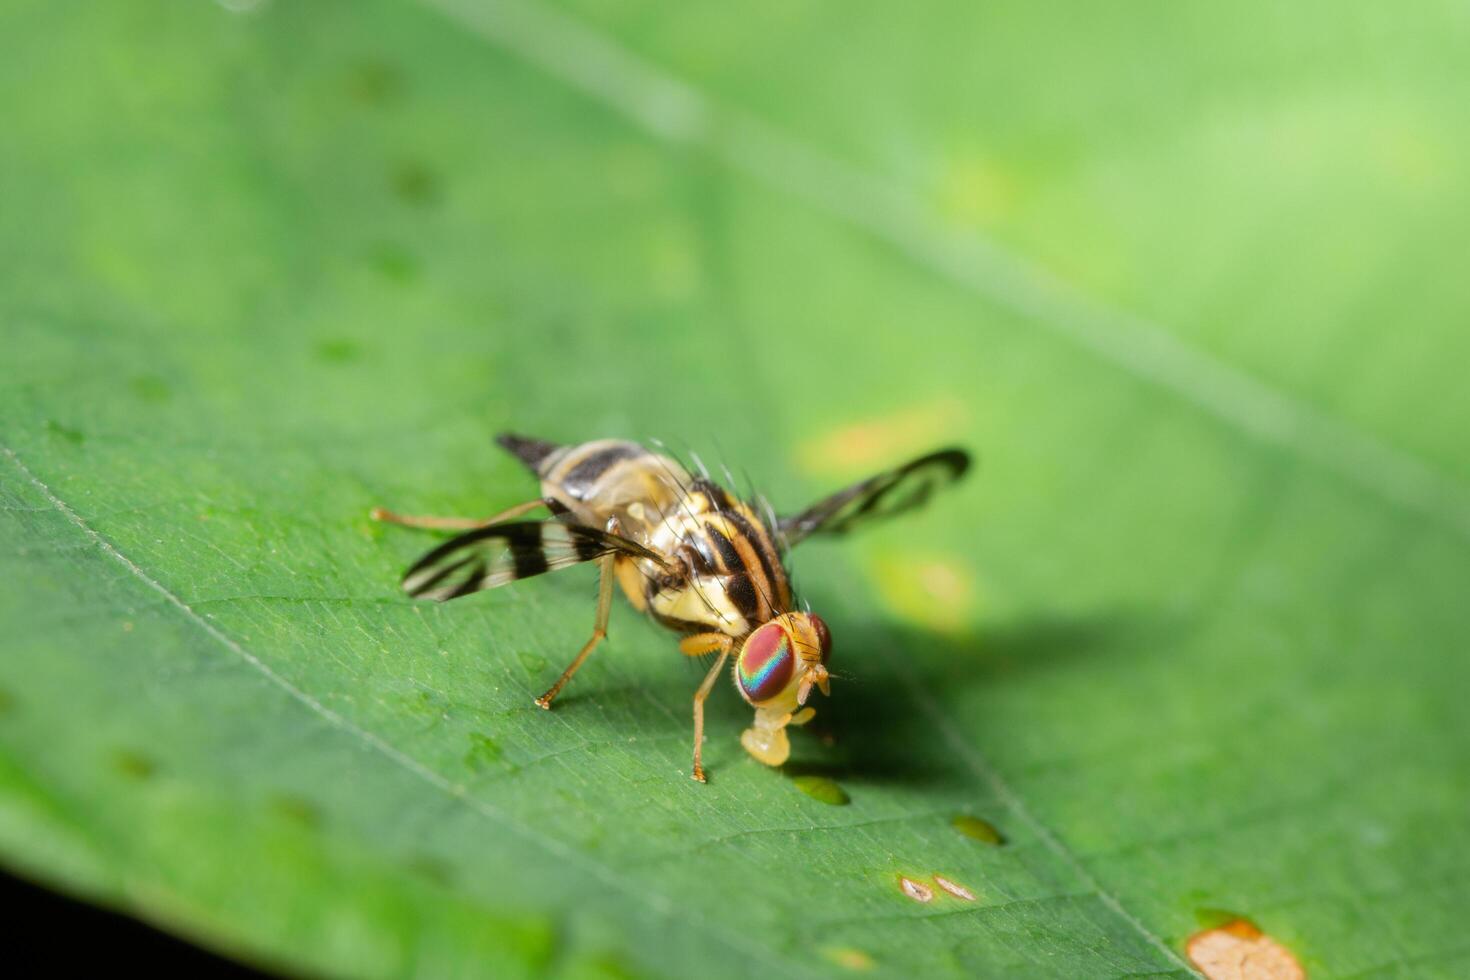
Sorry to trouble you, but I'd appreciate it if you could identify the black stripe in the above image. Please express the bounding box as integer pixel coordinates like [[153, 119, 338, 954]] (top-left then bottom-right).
[[726, 573, 760, 622], [724, 508, 788, 612], [572, 527, 604, 563], [693, 477, 733, 511], [512, 524, 549, 579], [703, 522, 744, 575], [445, 560, 487, 599], [563, 444, 640, 490], [402, 522, 532, 578], [679, 540, 716, 576], [405, 555, 476, 597], [704, 520, 761, 620]]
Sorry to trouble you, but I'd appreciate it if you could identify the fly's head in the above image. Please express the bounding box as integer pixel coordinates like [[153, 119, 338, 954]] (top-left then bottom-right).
[[733, 612, 832, 767]]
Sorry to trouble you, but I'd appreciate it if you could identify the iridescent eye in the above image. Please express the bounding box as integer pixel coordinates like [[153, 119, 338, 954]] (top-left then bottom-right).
[[810, 614, 832, 664], [736, 623, 794, 704]]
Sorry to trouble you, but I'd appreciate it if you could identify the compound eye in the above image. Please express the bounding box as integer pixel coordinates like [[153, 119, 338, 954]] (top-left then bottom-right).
[[810, 614, 832, 665], [736, 623, 795, 704]]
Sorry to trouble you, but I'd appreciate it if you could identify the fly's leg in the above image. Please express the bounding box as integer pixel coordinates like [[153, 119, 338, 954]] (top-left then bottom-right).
[[679, 632, 733, 657], [686, 635, 734, 783], [370, 498, 548, 531], [534, 550, 616, 710]]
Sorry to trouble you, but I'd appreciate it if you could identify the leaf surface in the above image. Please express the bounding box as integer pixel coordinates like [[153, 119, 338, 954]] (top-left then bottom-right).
[[2, 1, 1468, 977]]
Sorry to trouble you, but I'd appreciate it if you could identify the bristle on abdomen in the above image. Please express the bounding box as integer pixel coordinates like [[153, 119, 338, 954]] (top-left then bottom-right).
[[496, 433, 561, 475]]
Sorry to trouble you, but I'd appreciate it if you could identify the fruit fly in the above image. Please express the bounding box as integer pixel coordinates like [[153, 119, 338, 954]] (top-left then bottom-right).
[[373, 434, 970, 781]]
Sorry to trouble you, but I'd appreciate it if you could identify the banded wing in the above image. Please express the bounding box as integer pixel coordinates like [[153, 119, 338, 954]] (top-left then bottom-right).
[[401, 520, 669, 601], [778, 448, 972, 549]]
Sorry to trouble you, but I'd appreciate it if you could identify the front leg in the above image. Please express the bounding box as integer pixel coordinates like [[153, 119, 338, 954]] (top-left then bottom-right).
[[683, 633, 734, 783]]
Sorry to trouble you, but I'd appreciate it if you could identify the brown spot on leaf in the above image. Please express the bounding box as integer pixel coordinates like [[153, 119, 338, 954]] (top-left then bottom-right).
[[1186, 918, 1305, 980], [898, 875, 934, 903], [932, 874, 976, 901]]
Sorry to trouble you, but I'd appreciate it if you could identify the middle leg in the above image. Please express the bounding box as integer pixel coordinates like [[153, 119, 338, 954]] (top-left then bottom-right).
[[534, 551, 616, 710]]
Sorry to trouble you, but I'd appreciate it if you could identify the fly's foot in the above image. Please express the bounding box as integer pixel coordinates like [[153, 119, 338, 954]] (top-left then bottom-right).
[[692, 765, 708, 783]]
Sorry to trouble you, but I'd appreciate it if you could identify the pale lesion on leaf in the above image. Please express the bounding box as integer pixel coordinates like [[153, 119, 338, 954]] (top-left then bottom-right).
[[1186, 917, 1305, 980]]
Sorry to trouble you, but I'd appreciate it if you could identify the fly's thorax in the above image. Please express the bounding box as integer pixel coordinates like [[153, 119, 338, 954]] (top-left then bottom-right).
[[732, 612, 832, 711], [642, 492, 791, 638]]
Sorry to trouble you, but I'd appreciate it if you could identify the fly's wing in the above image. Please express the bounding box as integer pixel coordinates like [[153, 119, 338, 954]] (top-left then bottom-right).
[[777, 448, 972, 549], [401, 520, 670, 601], [495, 432, 564, 478]]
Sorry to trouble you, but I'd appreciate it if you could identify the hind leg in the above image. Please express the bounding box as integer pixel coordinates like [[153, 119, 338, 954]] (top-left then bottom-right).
[[370, 498, 548, 530]]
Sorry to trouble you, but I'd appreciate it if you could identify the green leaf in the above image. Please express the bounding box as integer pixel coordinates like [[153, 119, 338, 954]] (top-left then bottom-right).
[[3, 1, 1467, 977]]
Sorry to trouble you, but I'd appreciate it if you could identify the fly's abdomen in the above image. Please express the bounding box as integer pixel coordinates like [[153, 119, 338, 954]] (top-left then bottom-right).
[[536, 440, 693, 546]]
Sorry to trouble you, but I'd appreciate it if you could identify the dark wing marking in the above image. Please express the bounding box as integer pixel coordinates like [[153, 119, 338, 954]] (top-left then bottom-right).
[[777, 448, 972, 549], [401, 520, 670, 602], [495, 433, 563, 475]]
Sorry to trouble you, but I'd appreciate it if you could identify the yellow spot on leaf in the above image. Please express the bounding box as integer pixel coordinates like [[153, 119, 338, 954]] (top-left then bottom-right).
[[870, 552, 976, 634], [821, 947, 875, 971], [934, 149, 1020, 226], [790, 774, 850, 806], [648, 224, 700, 301], [798, 400, 967, 475], [1186, 918, 1305, 980], [951, 814, 1004, 845], [1374, 117, 1445, 193]]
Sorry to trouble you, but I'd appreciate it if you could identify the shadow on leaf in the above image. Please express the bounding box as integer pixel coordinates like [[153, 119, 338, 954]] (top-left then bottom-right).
[[787, 609, 1159, 788]]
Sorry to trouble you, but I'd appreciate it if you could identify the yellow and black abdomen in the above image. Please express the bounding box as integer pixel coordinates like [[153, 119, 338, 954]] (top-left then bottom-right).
[[498, 434, 689, 545]]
